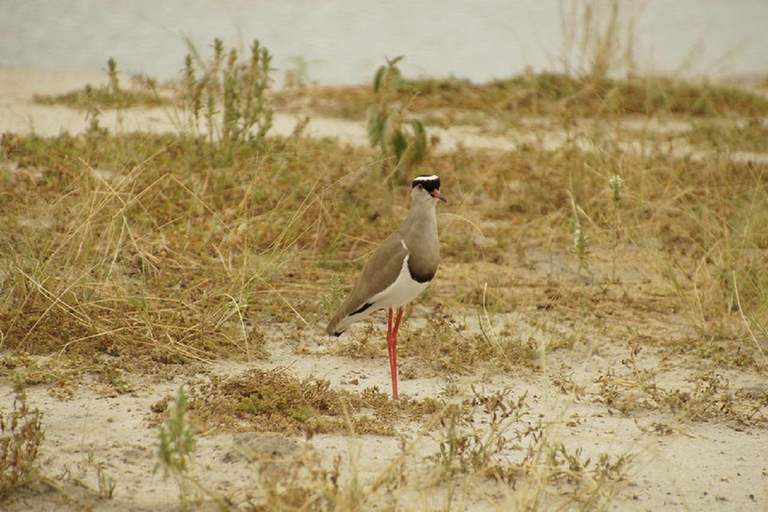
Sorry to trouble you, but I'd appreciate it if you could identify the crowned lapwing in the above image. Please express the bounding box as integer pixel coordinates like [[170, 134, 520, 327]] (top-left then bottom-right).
[[326, 175, 446, 399]]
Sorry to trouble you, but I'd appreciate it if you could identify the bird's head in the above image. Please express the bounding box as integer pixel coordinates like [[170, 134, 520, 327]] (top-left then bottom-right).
[[411, 175, 447, 203]]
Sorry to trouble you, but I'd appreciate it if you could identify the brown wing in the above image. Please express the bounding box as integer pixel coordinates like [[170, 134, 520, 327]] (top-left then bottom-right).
[[325, 233, 408, 335]]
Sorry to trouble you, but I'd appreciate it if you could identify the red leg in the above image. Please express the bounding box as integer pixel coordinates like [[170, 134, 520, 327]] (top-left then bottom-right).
[[387, 308, 393, 374], [393, 308, 404, 336], [387, 308, 399, 400], [390, 308, 404, 400], [392, 308, 404, 380]]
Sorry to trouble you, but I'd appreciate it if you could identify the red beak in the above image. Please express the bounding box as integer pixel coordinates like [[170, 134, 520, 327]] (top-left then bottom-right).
[[431, 189, 447, 202]]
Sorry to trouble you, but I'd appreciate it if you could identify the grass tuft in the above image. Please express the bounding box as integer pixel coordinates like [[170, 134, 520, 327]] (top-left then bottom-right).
[[0, 383, 44, 499], [33, 58, 171, 110], [188, 367, 440, 436]]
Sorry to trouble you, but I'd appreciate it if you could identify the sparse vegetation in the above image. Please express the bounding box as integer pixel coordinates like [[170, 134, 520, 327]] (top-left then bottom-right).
[[33, 57, 171, 110], [276, 72, 768, 126], [405, 306, 540, 373], [3, 15, 768, 510]]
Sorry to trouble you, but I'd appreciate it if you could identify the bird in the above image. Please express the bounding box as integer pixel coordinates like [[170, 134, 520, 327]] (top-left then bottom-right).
[[326, 175, 446, 399]]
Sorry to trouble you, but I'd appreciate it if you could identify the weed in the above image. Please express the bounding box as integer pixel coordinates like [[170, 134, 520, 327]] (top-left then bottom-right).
[[682, 119, 768, 153], [2, 133, 349, 362], [367, 56, 428, 180], [609, 174, 624, 280], [420, 386, 632, 509], [0, 383, 44, 499], [430, 387, 528, 484], [179, 38, 274, 160], [84, 85, 107, 137], [106, 57, 120, 96], [156, 386, 198, 508], [320, 275, 344, 318], [95, 461, 116, 500], [243, 447, 373, 512], [609, 174, 624, 204], [157, 386, 197, 476], [571, 223, 590, 273], [598, 348, 768, 426], [567, 172, 592, 273]]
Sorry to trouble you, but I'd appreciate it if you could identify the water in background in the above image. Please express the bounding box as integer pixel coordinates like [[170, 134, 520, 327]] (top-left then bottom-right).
[[2, 0, 767, 85]]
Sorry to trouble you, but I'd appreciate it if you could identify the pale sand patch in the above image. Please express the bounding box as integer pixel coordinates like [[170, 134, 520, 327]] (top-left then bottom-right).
[[2, 325, 766, 511]]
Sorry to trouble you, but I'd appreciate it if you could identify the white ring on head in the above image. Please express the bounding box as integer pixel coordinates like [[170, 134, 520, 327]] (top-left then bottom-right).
[[413, 175, 439, 183]]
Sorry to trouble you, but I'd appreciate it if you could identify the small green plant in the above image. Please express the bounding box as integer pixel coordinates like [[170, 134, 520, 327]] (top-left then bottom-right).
[[0, 383, 44, 499], [84, 85, 107, 137], [320, 275, 344, 318], [156, 386, 197, 508], [567, 174, 591, 273], [106, 57, 120, 97], [609, 174, 624, 280], [181, 38, 274, 159], [571, 222, 590, 272], [367, 56, 428, 179], [157, 386, 196, 474]]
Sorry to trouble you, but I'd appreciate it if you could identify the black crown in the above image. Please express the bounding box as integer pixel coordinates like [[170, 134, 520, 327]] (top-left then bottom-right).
[[411, 175, 440, 192]]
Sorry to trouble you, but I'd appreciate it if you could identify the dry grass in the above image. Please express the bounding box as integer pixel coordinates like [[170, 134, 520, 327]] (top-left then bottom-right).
[[2, 106, 767, 382], [33, 58, 171, 111], [275, 73, 768, 126], [0, 132, 383, 363], [184, 367, 440, 436], [679, 119, 768, 153]]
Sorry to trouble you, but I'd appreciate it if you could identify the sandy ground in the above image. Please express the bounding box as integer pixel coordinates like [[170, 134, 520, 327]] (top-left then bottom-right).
[[1, 66, 768, 511]]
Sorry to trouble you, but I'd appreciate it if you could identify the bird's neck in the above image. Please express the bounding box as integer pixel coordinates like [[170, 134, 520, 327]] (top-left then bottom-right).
[[402, 199, 437, 233]]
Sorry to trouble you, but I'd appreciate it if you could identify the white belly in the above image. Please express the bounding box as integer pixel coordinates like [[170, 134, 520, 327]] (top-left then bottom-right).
[[332, 249, 432, 334], [369, 252, 429, 309]]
